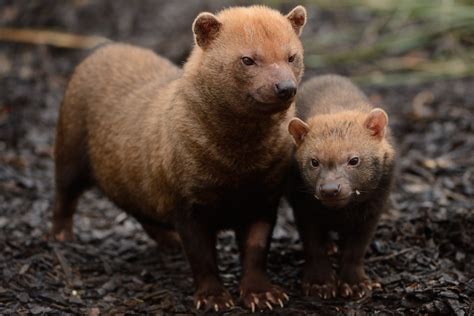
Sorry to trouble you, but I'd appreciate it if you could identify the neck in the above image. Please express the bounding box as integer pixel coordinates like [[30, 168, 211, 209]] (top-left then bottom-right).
[[178, 73, 293, 151]]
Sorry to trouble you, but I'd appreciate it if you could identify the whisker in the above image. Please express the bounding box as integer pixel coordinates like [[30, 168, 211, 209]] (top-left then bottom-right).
[[294, 184, 315, 195]]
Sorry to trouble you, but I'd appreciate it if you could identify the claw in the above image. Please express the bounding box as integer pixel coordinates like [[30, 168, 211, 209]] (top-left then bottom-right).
[[196, 300, 201, 310], [251, 302, 255, 313], [266, 302, 273, 310], [214, 304, 218, 312], [230, 300, 235, 306], [57, 231, 66, 241], [253, 296, 259, 305], [278, 298, 284, 308], [283, 293, 290, 301], [341, 284, 352, 297], [372, 282, 382, 289], [332, 289, 336, 298], [225, 302, 230, 308], [265, 292, 276, 304]]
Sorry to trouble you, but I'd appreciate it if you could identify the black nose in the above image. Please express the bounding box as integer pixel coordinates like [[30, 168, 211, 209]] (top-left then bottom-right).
[[320, 183, 341, 197], [275, 80, 297, 101]]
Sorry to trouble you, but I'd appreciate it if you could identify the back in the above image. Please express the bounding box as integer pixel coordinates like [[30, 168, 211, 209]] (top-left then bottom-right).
[[296, 75, 371, 120], [58, 43, 182, 217]]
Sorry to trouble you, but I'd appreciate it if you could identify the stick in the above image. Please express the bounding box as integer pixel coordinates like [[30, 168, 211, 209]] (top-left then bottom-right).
[[366, 247, 415, 263], [0, 27, 109, 49], [53, 246, 73, 283]]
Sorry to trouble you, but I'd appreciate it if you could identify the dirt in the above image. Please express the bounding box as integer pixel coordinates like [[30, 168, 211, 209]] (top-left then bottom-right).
[[0, 1, 473, 315]]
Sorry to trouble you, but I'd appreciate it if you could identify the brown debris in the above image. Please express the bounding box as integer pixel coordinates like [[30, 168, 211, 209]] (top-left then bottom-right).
[[0, 1, 472, 315], [0, 27, 109, 49]]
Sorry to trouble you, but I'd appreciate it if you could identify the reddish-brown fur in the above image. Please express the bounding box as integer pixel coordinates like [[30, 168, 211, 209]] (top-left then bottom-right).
[[52, 5, 306, 312], [288, 75, 395, 300]]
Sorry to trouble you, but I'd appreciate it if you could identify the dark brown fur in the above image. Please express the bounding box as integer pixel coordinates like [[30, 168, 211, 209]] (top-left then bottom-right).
[[52, 5, 306, 312], [288, 75, 395, 300]]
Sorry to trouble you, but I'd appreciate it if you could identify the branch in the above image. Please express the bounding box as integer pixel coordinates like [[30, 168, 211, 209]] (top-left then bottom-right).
[[366, 247, 415, 263], [0, 27, 110, 49]]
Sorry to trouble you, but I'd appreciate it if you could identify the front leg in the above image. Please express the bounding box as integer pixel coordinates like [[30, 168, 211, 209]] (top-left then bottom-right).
[[295, 211, 337, 299], [175, 206, 234, 312], [237, 214, 288, 312], [301, 228, 337, 299], [338, 215, 381, 299]]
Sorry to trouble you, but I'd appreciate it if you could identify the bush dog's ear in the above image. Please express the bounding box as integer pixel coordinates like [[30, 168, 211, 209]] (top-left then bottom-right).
[[286, 6, 307, 36], [192, 12, 222, 49], [365, 108, 389, 140], [289, 118, 310, 146]]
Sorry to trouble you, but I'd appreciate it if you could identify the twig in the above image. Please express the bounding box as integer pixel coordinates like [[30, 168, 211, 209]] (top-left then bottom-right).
[[353, 64, 474, 87], [366, 247, 415, 263], [0, 27, 110, 49], [53, 245, 73, 284]]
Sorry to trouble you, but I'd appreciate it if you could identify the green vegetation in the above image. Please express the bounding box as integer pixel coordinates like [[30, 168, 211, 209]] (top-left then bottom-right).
[[270, 0, 474, 85]]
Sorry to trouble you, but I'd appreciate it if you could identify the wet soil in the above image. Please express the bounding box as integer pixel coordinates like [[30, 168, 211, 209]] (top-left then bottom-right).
[[0, 1, 473, 315]]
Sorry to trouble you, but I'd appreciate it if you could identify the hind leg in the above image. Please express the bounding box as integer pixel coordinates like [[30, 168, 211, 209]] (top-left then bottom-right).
[[50, 115, 92, 241], [139, 221, 181, 251], [51, 188, 81, 241], [51, 166, 91, 241]]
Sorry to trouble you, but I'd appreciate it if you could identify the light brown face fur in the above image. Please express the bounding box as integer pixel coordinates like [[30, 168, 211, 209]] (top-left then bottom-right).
[[290, 109, 394, 209], [188, 5, 306, 115]]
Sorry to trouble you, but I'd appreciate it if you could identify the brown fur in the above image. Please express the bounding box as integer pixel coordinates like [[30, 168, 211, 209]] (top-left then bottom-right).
[[52, 5, 306, 311], [288, 75, 395, 299]]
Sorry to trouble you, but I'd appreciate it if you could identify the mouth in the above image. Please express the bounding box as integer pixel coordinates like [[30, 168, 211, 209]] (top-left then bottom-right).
[[314, 194, 352, 208], [248, 94, 293, 113]]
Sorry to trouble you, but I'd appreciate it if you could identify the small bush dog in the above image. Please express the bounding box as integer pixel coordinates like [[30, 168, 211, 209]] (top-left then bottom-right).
[[288, 75, 395, 299]]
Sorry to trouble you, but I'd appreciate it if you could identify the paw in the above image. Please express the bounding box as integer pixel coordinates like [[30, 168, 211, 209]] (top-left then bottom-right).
[[326, 241, 338, 256], [303, 281, 337, 299], [47, 227, 73, 241], [194, 288, 234, 312], [240, 284, 289, 312], [302, 266, 337, 300], [339, 279, 381, 299]]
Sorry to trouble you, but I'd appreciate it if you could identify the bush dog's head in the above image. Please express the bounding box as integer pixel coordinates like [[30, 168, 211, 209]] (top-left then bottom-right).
[[289, 109, 394, 209], [188, 5, 306, 115]]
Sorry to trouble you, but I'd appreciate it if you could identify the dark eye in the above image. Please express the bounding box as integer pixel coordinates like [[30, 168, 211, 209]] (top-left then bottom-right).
[[348, 157, 360, 166], [241, 56, 255, 66], [310, 159, 320, 168], [288, 54, 296, 63]]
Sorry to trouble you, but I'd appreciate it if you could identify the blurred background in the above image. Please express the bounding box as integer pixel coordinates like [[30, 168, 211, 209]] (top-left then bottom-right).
[[0, 1, 473, 315], [2, 0, 473, 85]]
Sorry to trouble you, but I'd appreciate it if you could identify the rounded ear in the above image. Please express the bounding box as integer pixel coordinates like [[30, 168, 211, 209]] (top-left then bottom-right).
[[288, 118, 310, 146], [365, 108, 388, 140], [192, 12, 222, 49], [286, 5, 307, 36]]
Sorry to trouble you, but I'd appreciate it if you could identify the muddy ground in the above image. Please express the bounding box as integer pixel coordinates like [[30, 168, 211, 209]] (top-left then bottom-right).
[[0, 1, 473, 315]]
